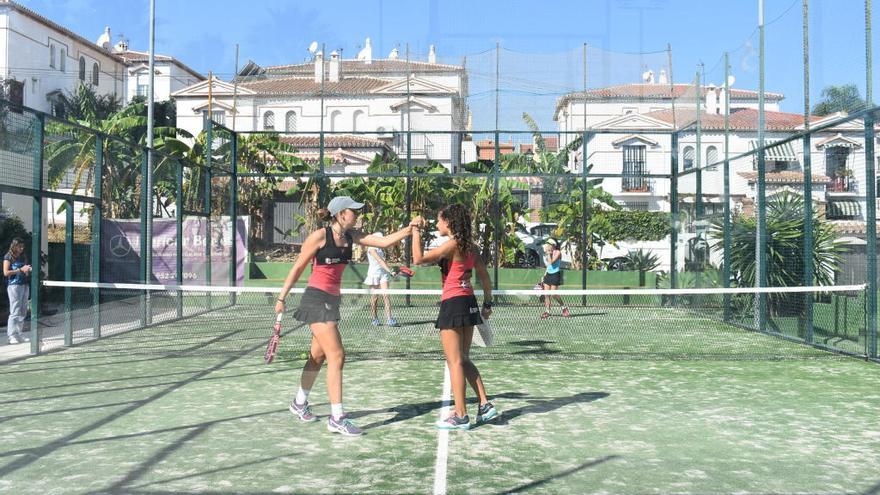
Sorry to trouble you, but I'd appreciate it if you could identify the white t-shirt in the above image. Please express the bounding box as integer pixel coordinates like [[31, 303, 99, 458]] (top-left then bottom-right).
[[366, 247, 390, 278]]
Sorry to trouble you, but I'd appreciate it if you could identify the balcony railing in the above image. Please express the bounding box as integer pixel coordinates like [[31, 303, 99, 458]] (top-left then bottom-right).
[[622, 176, 651, 192], [828, 174, 856, 193], [392, 132, 434, 159]]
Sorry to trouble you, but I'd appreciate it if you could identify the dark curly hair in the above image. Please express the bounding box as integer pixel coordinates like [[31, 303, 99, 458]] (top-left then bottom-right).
[[439, 204, 473, 255]]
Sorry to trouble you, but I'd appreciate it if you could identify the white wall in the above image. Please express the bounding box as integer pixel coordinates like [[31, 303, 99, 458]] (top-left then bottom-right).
[[0, 7, 126, 113]]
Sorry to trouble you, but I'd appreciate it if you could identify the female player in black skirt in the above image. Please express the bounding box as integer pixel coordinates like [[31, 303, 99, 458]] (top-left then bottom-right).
[[275, 196, 419, 436], [412, 204, 499, 430]]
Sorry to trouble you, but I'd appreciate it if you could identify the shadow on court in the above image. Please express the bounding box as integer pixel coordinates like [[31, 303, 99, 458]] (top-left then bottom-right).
[[493, 455, 621, 495], [474, 391, 609, 428], [510, 339, 561, 355], [351, 392, 528, 430], [352, 390, 609, 431]]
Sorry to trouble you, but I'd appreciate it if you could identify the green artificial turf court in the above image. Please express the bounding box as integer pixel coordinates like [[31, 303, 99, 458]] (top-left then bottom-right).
[[2, 289, 880, 494]]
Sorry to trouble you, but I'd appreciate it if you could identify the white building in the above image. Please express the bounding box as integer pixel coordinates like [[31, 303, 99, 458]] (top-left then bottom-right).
[[0, 1, 204, 114], [0, 0, 127, 113], [555, 77, 878, 273], [116, 48, 204, 104], [172, 39, 470, 170]]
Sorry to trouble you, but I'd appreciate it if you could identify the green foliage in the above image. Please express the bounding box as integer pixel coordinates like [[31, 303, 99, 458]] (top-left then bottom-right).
[[812, 84, 867, 116], [625, 249, 661, 272], [592, 210, 670, 243], [710, 191, 844, 314]]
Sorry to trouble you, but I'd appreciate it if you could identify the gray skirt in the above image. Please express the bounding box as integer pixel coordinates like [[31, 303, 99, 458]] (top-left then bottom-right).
[[293, 287, 342, 324]]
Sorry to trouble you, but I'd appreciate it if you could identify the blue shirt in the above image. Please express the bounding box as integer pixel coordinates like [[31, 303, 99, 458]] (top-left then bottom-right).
[[544, 251, 561, 274], [4, 254, 27, 285]]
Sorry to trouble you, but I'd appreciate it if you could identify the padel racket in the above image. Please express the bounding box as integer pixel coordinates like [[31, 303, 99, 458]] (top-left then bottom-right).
[[264, 313, 283, 364], [391, 266, 415, 278], [474, 319, 494, 347]]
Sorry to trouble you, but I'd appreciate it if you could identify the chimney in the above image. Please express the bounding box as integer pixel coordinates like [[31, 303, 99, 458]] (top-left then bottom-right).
[[357, 37, 372, 64], [717, 85, 727, 115], [96, 26, 111, 49], [329, 51, 340, 83], [389, 47, 399, 60], [704, 84, 717, 115], [658, 69, 668, 85], [314, 51, 324, 83], [428, 45, 436, 64]]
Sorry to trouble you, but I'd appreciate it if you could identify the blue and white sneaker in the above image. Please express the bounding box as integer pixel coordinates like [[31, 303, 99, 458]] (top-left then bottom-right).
[[327, 414, 363, 436], [475, 402, 499, 424], [386, 318, 399, 327], [435, 414, 470, 430], [371, 319, 381, 326], [289, 400, 318, 422]]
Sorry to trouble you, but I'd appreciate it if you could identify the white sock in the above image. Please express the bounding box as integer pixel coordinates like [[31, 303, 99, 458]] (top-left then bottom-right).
[[294, 388, 310, 405], [331, 403, 345, 419]]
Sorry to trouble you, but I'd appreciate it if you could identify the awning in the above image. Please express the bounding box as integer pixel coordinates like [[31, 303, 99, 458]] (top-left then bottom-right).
[[827, 200, 862, 219], [749, 139, 798, 162]]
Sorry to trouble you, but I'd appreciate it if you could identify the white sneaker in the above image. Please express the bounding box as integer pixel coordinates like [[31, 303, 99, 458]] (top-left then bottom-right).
[[8, 334, 21, 344], [16, 334, 29, 343]]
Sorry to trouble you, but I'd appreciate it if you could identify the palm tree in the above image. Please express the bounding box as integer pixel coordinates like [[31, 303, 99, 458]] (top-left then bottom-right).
[[710, 191, 844, 315]]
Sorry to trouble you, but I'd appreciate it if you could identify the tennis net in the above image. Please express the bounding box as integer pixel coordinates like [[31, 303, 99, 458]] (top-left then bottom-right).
[[40, 281, 867, 360]]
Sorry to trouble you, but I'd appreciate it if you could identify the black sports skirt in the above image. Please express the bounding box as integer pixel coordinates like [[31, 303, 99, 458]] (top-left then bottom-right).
[[543, 271, 563, 286], [435, 295, 483, 329], [293, 287, 342, 324]]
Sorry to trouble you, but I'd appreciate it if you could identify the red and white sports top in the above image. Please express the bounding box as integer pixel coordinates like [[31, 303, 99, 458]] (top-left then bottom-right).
[[440, 252, 475, 301], [307, 227, 352, 296]]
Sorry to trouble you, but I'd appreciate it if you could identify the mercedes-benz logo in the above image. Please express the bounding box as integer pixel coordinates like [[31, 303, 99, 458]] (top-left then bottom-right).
[[109, 235, 132, 258]]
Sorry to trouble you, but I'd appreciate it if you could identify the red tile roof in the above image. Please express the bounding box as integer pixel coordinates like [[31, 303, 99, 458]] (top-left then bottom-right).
[[831, 220, 878, 235], [644, 108, 821, 131], [475, 140, 515, 161], [239, 76, 391, 95], [265, 59, 465, 75], [117, 50, 205, 80], [555, 83, 784, 118]]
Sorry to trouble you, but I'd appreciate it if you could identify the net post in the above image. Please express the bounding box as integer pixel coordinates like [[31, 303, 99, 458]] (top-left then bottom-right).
[[205, 116, 213, 309], [139, 149, 149, 327], [694, 70, 703, 290], [723, 51, 732, 322], [405, 46, 413, 307], [63, 198, 73, 346], [581, 130, 589, 306], [176, 158, 183, 318], [864, 109, 877, 358], [756, 0, 768, 333], [802, 2, 814, 343], [864, 0, 877, 359], [493, 130, 500, 290], [670, 130, 679, 305], [230, 130, 238, 305], [92, 134, 103, 338], [29, 112, 43, 355]]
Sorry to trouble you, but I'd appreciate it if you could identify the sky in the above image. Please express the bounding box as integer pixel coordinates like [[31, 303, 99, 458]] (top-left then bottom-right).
[[17, 0, 880, 130]]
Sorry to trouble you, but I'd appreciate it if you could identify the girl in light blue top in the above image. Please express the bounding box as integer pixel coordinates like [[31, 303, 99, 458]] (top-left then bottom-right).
[[540, 239, 570, 319]]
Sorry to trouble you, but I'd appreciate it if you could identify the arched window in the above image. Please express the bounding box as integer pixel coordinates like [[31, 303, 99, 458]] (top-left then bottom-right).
[[285, 111, 296, 132], [683, 146, 695, 170], [92, 63, 100, 86], [706, 146, 718, 167], [330, 110, 342, 132], [263, 111, 275, 131], [352, 110, 365, 132], [78, 57, 86, 81]]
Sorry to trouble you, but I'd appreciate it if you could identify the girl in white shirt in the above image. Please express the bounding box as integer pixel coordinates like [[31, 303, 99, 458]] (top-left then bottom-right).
[[363, 232, 398, 326]]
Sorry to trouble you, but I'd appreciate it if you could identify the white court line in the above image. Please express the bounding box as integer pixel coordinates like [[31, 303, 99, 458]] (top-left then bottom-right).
[[433, 363, 451, 495]]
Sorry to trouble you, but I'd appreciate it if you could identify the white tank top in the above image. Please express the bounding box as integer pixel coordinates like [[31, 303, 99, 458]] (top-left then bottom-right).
[[366, 247, 388, 278]]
